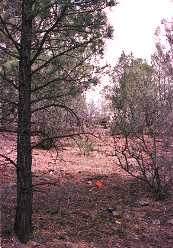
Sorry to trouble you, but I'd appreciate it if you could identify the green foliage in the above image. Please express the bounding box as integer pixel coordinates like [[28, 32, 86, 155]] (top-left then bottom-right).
[[1, 0, 115, 127], [32, 0, 52, 18], [2, 224, 14, 237], [108, 53, 173, 200], [77, 138, 94, 156], [110, 53, 158, 135], [37, 135, 55, 150]]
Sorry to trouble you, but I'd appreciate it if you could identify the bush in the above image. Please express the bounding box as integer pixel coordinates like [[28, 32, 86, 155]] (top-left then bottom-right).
[[113, 133, 171, 200], [2, 224, 14, 237], [37, 135, 55, 150], [77, 137, 94, 156], [32, 106, 80, 150]]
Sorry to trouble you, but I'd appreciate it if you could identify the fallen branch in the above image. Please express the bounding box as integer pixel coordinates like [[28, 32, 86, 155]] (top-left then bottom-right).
[[0, 153, 16, 167]]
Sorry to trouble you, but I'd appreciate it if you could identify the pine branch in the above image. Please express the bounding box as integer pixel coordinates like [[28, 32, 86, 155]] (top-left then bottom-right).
[[0, 153, 17, 167], [31, 6, 67, 64], [0, 15, 20, 52]]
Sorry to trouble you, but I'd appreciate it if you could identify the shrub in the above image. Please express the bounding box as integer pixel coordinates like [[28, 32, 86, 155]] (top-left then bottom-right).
[[77, 137, 94, 156], [113, 133, 172, 200]]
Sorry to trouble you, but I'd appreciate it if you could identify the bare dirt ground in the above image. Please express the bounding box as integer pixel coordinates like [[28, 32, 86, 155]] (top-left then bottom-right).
[[1, 130, 173, 248]]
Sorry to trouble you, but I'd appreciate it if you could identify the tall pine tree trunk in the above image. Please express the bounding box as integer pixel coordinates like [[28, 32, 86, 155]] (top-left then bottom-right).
[[14, 0, 33, 243]]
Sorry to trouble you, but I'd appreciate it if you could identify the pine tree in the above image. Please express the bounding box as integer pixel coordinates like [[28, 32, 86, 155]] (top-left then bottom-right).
[[0, 0, 117, 243]]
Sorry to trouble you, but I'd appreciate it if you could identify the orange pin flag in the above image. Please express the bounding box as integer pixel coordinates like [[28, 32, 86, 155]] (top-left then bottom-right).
[[95, 180, 104, 189]]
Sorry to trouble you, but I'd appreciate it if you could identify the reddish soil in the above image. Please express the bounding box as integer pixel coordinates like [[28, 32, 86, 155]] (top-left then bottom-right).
[[0, 130, 173, 248]]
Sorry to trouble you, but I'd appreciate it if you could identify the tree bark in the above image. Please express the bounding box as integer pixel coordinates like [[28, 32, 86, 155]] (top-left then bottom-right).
[[14, 0, 33, 243]]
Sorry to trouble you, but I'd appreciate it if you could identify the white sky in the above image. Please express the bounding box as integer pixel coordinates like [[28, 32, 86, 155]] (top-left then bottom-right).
[[86, 0, 173, 105], [105, 0, 173, 64]]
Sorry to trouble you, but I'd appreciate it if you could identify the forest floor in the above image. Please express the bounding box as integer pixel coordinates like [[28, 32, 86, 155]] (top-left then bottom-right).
[[1, 129, 173, 248]]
